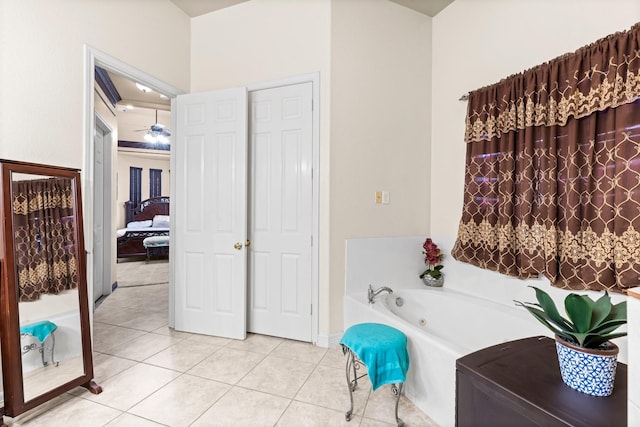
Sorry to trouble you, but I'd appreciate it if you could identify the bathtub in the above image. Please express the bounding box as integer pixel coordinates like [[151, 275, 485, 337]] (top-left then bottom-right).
[[343, 287, 546, 427]]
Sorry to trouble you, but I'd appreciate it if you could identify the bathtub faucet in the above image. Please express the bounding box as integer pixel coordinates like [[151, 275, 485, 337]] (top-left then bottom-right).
[[368, 284, 393, 304]]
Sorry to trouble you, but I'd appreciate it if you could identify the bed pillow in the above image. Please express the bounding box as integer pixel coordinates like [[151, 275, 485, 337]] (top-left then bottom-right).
[[127, 220, 153, 229], [152, 215, 170, 228]]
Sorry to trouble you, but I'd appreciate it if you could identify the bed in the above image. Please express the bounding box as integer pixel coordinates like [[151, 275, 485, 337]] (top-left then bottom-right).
[[117, 196, 170, 259]]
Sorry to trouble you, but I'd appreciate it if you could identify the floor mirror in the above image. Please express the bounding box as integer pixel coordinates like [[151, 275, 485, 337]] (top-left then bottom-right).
[[0, 159, 101, 422]]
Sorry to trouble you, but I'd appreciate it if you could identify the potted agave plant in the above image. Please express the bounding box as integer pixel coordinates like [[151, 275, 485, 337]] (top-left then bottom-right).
[[419, 238, 444, 287], [515, 286, 627, 397]]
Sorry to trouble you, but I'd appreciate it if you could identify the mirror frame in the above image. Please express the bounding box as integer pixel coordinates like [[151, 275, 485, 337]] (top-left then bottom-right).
[[0, 159, 100, 417]]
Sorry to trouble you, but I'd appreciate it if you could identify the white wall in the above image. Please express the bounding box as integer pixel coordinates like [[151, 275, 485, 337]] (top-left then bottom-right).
[[0, 0, 190, 167], [330, 0, 431, 334], [190, 0, 333, 336], [190, 0, 431, 338], [430, 0, 640, 303]]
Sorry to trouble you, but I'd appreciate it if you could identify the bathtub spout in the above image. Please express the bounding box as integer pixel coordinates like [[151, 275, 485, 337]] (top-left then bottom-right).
[[368, 284, 393, 304]]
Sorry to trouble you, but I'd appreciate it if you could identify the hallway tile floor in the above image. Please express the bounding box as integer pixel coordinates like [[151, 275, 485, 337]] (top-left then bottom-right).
[[5, 280, 438, 426]]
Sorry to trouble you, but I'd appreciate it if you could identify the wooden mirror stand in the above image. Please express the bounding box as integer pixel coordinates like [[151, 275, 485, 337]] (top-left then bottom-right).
[[0, 159, 101, 423]]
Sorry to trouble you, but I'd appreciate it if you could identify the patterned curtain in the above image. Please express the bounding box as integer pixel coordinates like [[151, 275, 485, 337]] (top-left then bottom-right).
[[12, 178, 78, 301], [452, 23, 640, 293]]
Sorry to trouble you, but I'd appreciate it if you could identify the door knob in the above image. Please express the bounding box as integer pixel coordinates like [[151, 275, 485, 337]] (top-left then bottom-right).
[[245, 240, 251, 247], [234, 242, 242, 250]]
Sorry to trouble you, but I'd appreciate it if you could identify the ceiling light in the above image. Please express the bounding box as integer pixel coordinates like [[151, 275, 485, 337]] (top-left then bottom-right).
[[159, 94, 169, 100], [135, 82, 152, 93]]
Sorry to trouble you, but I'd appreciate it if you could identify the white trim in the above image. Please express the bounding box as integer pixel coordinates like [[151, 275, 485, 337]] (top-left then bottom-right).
[[248, 72, 321, 345], [316, 332, 343, 348]]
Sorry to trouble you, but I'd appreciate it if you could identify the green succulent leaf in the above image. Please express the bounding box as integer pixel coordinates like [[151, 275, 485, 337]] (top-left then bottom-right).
[[515, 287, 627, 350], [564, 294, 592, 333], [530, 286, 572, 330], [583, 332, 628, 349], [606, 301, 627, 322], [513, 302, 568, 336], [590, 292, 612, 329]]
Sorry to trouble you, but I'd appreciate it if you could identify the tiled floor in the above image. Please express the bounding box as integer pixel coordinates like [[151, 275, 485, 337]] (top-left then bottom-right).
[[5, 262, 437, 426]]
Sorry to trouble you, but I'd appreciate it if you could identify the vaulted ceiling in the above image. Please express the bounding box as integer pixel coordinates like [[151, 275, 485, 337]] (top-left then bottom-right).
[[169, 0, 454, 18]]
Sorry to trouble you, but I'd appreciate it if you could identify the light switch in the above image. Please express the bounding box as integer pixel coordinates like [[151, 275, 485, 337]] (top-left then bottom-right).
[[382, 191, 390, 204], [375, 191, 382, 204]]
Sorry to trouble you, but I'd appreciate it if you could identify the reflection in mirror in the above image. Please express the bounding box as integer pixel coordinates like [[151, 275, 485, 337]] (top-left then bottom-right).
[[11, 173, 85, 402]]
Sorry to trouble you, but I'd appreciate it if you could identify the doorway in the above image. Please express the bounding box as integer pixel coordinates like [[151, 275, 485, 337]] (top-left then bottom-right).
[[83, 46, 184, 323]]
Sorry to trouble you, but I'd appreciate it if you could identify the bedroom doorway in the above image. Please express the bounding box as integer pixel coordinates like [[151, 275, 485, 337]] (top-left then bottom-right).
[[84, 46, 184, 316]]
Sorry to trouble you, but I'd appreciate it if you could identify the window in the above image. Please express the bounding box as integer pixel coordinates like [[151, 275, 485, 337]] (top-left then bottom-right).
[[129, 167, 142, 206], [150, 168, 162, 198], [452, 23, 640, 292]]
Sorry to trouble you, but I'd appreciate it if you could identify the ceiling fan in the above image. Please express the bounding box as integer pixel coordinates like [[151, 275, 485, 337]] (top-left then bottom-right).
[[136, 109, 171, 144]]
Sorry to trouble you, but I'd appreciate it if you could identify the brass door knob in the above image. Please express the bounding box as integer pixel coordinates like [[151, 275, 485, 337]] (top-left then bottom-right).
[[245, 240, 251, 247], [234, 242, 242, 250]]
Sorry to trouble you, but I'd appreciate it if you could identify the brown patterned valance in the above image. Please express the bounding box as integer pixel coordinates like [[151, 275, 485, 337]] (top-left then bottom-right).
[[12, 178, 78, 301], [453, 23, 640, 293], [465, 22, 640, 143]]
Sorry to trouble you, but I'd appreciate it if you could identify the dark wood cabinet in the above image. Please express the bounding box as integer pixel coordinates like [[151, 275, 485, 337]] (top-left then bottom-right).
[[0, 159, 101, 422], [456, 336, 627, 427]]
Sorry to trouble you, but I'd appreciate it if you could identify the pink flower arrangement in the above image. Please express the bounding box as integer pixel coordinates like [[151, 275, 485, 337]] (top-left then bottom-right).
[[419, 238, 444, 279]]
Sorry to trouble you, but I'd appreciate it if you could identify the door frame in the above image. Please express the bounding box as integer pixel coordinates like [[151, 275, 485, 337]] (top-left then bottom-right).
[[248, 73, 320, 344], [82, 46, 184, 322], [93, 112, 114, 302]]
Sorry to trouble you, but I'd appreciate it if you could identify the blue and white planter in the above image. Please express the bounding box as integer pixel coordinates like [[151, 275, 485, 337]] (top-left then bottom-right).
[[555, 336, 619, 397]]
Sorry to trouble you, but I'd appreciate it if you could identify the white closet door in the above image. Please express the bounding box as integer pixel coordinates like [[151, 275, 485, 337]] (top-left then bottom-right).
[[174, 87, 248, 340], [248, 82, 313, 341]]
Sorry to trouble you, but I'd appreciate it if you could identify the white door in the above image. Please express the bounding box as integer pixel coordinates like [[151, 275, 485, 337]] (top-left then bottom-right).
[[248, 82, 313, 341], [93, 123, 105, 303], [174, 87, 248, 339]]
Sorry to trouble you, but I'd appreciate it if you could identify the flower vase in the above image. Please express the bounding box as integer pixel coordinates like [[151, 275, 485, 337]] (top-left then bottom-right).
[[555, 336, 618, 396], [422, 274, 444, 287]]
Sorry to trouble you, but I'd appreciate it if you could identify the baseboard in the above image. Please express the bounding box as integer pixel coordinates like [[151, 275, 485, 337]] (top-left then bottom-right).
[[316, 332, 343, 348]]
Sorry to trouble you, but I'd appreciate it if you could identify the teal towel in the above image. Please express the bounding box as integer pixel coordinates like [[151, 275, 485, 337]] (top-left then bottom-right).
[[340, 323, 410, 391], [20, 320, 57, 343]]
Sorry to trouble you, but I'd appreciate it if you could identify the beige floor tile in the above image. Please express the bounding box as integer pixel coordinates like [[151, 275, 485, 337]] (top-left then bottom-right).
[[129, 373, 230, 426], [276, 400, 360, 427], [271, 339, 328, 364], [94, 305, 139, 325], [364, 384, 438, 427], [226, 333, 283, 354], [152, 325, 196, 339], [7, 396, 121, 426], [359, 418, 396, 427], [296, 365, 371, 415], [105, 412, 167, 426], [93, 323, 147, 354], [92, 352, 139, 382], [319, 346, 348, 369], [184, 333, 232, 347], [144, 340, 222, 372], [187, 347, 264, 384], [191, 387, 289, 427], [80, 363, 181, 411], [238, 355, 315, 398], [4, 394, 74, 425], [117, 260, 168, 288], [105, 332, 184, 361], [116, 311, 169, 332]]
